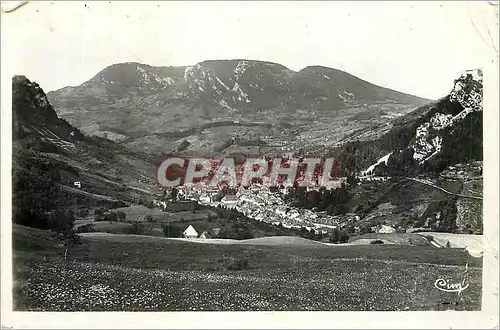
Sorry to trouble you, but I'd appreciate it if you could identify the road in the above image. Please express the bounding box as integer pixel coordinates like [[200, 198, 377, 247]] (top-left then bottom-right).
[[359, 175, 482, 200], [405, 177, 483, 200]]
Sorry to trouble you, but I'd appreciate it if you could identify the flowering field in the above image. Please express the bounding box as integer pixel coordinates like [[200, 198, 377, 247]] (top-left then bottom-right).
[[12, 225, 482, 311]]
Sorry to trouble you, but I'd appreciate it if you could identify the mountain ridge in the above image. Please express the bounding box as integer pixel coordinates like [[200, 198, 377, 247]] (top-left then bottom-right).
[[46, 59, 432, 155], [55, 60, 433, 101]]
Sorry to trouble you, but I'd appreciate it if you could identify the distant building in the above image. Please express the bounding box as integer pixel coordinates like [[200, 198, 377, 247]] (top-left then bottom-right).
[[378, 225, 396, 234], [212, 228, 221, 237], [183, 225, 198, 238], [199, 195, 211, 204], [200, 231, 211, 239], [221, 195, 239, 209], [73, 181, 82, 189], [166, 200, 193, 212]]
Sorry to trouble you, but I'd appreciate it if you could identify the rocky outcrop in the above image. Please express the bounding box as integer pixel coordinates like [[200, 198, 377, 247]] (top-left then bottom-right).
[[351, 69, 484, 177]]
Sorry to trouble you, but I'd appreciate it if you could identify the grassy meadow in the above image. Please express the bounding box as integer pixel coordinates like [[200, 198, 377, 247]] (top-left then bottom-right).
[[12, 224, 482, 311]]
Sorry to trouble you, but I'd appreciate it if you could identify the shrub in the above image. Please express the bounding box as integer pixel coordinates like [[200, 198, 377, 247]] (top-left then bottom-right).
[[76, 209, 90, 218], [339, 230, 350, 243], [76, 224, 96, 233], [94, 208, 105, 216], [129, 222, 145, 235], [106, 212, 118, 222], [359, 224, 374, 234], [95, 211, 118, 222], [226, 258, 250, 271], [370, 239, 384, 244], [329, 228, 340, 243], [145, 215, 154, 222], [116, 211, 126, 221], [236, 228, 254, 240], [162, 224, 182, 238]]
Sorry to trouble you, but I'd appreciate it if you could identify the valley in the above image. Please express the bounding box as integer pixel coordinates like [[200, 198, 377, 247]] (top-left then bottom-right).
[[10, 62, 484, 311]]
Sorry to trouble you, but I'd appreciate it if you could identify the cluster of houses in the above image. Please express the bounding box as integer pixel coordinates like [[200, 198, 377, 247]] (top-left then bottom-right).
[[191, 184, 346, 234], [157, 183, 398, 238], [182, 225, 221, 239]]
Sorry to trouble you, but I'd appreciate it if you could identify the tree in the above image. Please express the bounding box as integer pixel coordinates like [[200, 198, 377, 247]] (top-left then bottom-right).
[[106, 211, 118, 223], [339, 230, 349, 243], [446, 240, 451, 248], [346, 171, 357, 185], [346, 225, 355, 234], [359, 224, 373, 234], [329, 228, 340, 243], [163, 223, 182, 238], [236, 226, 254, 240], [49, 209, 75, 233], [170, 187, 178, 202], [116, 211, 126, 222], [49, 209, 80, 260], [326, 204, 336, 216], [308, 229, 317, 240], [94, 208, 105, 221]]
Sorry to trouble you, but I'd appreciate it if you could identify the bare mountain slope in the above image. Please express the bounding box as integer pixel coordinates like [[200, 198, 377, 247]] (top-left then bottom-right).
[[47, 60, 430, 155]]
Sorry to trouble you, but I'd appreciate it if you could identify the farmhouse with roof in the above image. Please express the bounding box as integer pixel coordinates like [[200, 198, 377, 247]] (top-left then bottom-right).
[[183, 225, 198, 238], [199, 231, 211, 239]]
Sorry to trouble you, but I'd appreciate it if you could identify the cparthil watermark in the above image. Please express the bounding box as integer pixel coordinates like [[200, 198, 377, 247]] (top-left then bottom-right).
[[156, 156, 345, 189]]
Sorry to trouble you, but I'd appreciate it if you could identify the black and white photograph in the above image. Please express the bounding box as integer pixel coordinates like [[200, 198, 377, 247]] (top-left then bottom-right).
[[1, 1, 498, 328]]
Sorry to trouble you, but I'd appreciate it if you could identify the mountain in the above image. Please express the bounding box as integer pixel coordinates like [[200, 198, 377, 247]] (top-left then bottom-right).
[[47, 60, 431, 155], [333, 69, 483, 176], [12, 76, 159, 229]]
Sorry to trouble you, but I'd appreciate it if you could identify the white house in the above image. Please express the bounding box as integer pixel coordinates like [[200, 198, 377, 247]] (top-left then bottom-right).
[[183, 225, 198, 238], [199, 195, 211, 204], [378, 224, 396, 234], [221, 195, 239, 209], [73, 181, 82, 189], [153, 200, 167, 210], [199, 231, 211, 239]]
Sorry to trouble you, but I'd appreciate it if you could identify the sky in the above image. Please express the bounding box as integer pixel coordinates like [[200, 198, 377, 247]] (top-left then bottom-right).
[[2, 1, 498, 99]]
